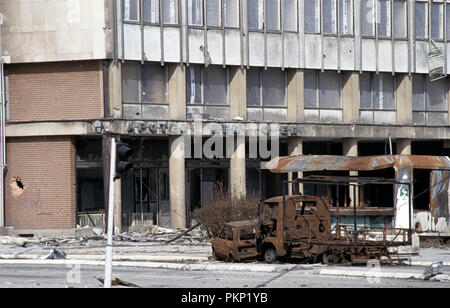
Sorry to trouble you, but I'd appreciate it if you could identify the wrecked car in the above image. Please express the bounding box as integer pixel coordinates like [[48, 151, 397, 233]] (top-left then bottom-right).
[[211, 220, 259, 262]]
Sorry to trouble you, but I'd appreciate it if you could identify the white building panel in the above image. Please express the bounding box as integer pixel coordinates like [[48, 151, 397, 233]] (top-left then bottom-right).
[[248, 32, 265, 67], [163, 27, 181, 63], [267, 33, 282, 67], [188, 29, 205, 64], [224, 29, 242, 66], [284, 33, 299, 68], [144, 26, 161, 62], [394, 41, 409, 73], [378, 40, 393, 72], [323, 37, 338, 70], [361, 39, 376, 71], [124, 23, 141, 61], [304, 34, 321, 69], [340, 38, 355, 71], [206, 30, 223, 65], [415, 41, 429, 74]]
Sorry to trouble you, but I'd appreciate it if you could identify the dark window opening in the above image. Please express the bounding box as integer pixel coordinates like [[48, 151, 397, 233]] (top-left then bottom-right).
[[413, 170, 431, 211], [359, 169, 395, 208], [358, 141, 396, 156], [412, 141, 444, 156]]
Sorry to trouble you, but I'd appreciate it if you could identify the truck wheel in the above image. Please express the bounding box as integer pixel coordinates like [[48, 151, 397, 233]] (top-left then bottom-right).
[[211, 249, 218, 261], [264, 248, 277, 263]]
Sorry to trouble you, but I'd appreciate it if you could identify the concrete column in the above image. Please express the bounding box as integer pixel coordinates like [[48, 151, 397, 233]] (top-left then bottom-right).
[[169, 64, 186, 120], [295, 70, 305, 122], [229, 67, 246, 119], [396, 74, 413, 124], [343, 138, 358, 207], [230, 135, 246, 200], [169, 136, 186, 229], [397, 139, 412, 155], [288, 70, 303, 122], [342, 72, 359, 124], [288, 138, 303, 195], [108, 61, 123, 118]]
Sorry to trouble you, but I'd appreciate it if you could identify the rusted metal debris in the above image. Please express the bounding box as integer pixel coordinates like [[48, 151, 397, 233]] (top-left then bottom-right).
[[266, 155, 450, 174], [212, 191, 411, 265]]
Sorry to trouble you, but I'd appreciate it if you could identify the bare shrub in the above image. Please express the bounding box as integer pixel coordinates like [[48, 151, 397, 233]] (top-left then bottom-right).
[[194, 185, 260, 238]]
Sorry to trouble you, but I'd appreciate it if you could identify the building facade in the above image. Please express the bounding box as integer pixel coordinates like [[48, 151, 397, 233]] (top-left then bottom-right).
[[1, 0, 450, 234]]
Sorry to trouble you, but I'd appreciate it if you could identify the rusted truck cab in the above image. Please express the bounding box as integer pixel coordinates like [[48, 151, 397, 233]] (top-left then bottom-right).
[[258, 195, 332, 263], [211, 220, 259, 262]]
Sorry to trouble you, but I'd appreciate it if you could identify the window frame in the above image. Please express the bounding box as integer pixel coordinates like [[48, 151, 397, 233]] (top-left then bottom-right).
[[122, 61, 169, 105], [186, 65, 230, 117], [123, 0, 181, 26], [412, 74, 448, 125], [246, 68, 288, 121], [339, 0, 355, 37], [304, 0, 321, 34], [393, 0, 408, 40], [415, 0, 429, 40], [358, 72, 397, 124], [303, 70, 343, 123]]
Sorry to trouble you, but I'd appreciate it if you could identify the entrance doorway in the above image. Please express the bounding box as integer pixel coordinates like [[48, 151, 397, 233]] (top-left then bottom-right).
[[132, 167, 170, 227]]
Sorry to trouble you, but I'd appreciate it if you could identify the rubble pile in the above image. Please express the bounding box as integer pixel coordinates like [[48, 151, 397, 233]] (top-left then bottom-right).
[[113, 225, 209, 245]]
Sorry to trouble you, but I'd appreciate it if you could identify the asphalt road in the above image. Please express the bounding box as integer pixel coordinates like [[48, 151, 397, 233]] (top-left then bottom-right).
[[0, 263, 448, 288]]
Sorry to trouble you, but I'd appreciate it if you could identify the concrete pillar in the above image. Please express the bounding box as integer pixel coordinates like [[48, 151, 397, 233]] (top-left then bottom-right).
[[343, 138, 358, 207], [290, 70, 304, 122], [108, 61, 123, 118], [230, 135, 246, 199], [288, 138, 303, 195], [169, 136, 186, 229], [169, 64, 186, 120], [397, 139, 412, 155], [229, 67, 246, 119], [342, 72, 359, 124], [288, 70, 303, 122], [396, 74, 413, 124]]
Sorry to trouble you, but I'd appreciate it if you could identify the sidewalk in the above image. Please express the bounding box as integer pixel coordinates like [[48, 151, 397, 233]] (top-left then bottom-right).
[[0, 235, 449, 283]]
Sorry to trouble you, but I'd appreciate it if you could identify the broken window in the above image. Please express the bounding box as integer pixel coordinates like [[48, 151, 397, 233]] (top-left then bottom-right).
[[412, 74, 448, 125], [122, 62, 140, 104], [122, 62, 169, 119], [143, 0, 159, 24], [163, 0, 179, 25], [188, 0, 203, 26], [124, 0, 140, 22], [323, 0, 337, 35], [339, 0, 353, 35], [248, 0, 264, 30], [247, 68, 287, 121], [431, 1, 444, 40], [415, 0, 428, 39], [361, 0, 375, 36], [142, 63, 168, 103], [377, 0, 391, 37], [186, 65, 230, 119], [282, 0, 298, 32], [304, 71, 342, 122], [207, 0, 222, 27], [266, 0, 281, 31], [359, 73, 396, 124], [304, 0, 320, 33], [393, 0, 407, 39], [224, 0, 239, 28]]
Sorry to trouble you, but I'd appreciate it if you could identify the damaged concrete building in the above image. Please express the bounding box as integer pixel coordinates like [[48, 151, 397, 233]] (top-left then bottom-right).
[[0, 0, 449, 237]]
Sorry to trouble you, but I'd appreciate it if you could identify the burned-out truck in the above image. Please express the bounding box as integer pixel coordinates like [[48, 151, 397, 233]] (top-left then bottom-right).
[[212, 175, 413, 264]]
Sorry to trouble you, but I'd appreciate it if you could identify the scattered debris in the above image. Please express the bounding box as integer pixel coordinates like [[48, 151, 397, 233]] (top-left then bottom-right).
[[96, 277, 141, 288], [423, 261, 444, 280], [39, 249, 67, 260]]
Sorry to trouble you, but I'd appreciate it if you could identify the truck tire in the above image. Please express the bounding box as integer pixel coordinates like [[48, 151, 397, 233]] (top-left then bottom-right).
[[264, 248, 277, 263]]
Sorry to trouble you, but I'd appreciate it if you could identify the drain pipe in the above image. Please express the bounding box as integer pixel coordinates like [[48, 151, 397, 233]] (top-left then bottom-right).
[[388, 133, 393, 155]]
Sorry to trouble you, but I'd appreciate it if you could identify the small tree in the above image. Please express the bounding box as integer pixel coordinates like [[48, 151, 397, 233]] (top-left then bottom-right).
[[194, 185, 260, 237]]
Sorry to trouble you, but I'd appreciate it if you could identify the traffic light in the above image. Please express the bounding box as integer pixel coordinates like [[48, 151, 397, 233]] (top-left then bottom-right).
[[115, 142, 133, 180]]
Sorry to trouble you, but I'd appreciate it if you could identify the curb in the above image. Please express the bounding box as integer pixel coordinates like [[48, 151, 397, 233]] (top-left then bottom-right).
[[0, 258, 324, 273], [0, 254, 209, 263], [319, 268, 450, 282]]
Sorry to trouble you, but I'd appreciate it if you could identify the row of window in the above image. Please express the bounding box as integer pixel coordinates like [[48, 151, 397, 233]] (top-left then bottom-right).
[[121, 62, 448, 125], [123, 0, 450, 41]]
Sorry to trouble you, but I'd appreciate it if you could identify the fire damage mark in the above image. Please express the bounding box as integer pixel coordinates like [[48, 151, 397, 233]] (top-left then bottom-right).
[[10, 177, 25, 198]]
